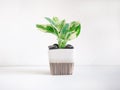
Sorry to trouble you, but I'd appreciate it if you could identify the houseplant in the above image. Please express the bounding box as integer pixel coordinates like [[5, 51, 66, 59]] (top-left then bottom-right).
[[36, 17, 81, 75]]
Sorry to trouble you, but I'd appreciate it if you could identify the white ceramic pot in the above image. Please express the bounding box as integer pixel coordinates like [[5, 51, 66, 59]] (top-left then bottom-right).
[[48, 49, 74, 75]]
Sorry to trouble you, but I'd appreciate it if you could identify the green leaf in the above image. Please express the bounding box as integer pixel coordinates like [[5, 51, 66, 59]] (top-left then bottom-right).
[[45, 17, 59, 32], [36, 17, 81, 48], [60, 23, 69, 39], [76, 24, 81, 37], [69, 21, 76, 31], [36, 24, 58, 35], [52, 17, 65, 32], [45, 17, 56, 26], [36, 24, 48, 32], [68, 24, 81, 40], [52, 17, 59, 23], [59, 20, 65, 31], [69, 21, 80, 32]]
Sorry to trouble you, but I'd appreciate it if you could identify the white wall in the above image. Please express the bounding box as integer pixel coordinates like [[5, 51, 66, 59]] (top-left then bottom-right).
[[0, 0, 120, 66]]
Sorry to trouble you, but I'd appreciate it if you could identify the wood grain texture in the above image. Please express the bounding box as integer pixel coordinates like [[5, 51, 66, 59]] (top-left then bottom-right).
[[50, 63, 74, 75]]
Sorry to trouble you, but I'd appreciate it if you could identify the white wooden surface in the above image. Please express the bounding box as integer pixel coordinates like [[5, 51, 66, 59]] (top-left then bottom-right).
[[0, 65, 120, 90]]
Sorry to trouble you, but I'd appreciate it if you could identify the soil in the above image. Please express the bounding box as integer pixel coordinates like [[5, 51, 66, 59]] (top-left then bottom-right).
[[48, 44, 74, 49]]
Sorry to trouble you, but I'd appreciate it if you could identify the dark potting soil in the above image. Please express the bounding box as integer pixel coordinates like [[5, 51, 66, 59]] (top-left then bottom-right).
[[48, 44, 74, 50]]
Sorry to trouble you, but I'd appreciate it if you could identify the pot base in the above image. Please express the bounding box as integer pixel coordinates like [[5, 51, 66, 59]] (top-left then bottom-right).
[[50, 63, 74, 75]]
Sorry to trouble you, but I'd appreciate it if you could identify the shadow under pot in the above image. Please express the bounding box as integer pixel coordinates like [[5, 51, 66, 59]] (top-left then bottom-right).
[[48, 49, 74, 75]]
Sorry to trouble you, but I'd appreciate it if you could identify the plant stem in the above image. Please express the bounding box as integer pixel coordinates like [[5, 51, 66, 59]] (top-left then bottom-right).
[[58, 39, 67, 48]]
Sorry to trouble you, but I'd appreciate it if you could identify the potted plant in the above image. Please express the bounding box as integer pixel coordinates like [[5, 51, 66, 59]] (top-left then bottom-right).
[[36, 17, 81, 75]]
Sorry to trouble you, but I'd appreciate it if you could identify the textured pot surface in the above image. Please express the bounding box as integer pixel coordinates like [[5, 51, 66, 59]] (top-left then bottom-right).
[[50, 63, 74, 75], [48, 49, 74, 75]]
